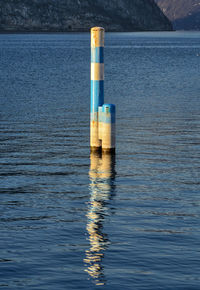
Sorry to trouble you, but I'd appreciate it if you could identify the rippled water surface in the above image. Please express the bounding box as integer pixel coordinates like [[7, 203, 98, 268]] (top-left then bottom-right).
[[0, 32, 200, 289]]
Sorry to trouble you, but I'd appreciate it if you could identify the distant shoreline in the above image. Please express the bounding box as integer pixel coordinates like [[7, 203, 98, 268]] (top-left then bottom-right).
[[1, 28, 200, 34], [0, 29, 176, 34]]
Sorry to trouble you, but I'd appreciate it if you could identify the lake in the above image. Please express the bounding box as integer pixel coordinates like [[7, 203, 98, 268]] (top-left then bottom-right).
[[0, 31, 200, 289]]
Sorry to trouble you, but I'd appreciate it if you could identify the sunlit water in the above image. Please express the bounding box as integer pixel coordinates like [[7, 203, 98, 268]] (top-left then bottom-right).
[[0, 31, 200, 289]]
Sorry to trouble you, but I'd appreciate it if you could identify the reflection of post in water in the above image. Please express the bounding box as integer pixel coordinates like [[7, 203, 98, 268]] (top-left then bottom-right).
[[84, 152, 116, 286]]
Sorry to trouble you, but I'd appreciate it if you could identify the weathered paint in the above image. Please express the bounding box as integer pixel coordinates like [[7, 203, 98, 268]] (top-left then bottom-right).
[[101, 123, 116, 152], [90, 27, 116, 154], [91, 27, 104, 48], [90, 27, 104, 151], [101, 104, 115, 123], [90, 120, 101, 149], [101, 104, 116, 153], [98, 106, 103, 141]]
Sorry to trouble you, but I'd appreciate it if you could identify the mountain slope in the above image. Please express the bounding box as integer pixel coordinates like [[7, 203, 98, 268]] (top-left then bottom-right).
[[155, 0, 200, 30], [0, 0, 172, 32]]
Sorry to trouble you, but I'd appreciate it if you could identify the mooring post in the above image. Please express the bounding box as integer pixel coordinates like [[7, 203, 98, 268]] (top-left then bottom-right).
[[90, 27, 104, 152], [90, 27, 115, 154], [101, 104, 116, 154]]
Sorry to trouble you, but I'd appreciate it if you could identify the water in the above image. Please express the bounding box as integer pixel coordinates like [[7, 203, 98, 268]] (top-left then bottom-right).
[[0, 31, 200, 289]]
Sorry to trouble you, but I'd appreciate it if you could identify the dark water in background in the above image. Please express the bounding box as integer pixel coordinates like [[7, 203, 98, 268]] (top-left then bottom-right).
[[0, 31, 200, 289]]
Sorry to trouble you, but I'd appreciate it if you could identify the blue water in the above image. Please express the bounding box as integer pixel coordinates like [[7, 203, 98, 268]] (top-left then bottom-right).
[[0, 31, 200, 289]]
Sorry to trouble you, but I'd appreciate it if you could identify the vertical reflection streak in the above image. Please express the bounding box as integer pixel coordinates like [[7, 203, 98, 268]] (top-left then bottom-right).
[[84, 152, 116, 286]]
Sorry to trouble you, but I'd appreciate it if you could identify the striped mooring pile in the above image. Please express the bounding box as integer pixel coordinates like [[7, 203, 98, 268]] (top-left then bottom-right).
[[90, 27, 116, 154]]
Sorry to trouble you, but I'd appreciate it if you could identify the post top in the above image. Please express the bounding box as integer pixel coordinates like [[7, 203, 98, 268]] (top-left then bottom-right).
[[91, 27, 105, 32], [102, 104, 116, 113], [91, 27, 104, 47]]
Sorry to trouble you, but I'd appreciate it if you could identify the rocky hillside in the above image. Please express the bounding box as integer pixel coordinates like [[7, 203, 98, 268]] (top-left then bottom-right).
[[0, 0, 172, 32], [155, 0, 200, 30]]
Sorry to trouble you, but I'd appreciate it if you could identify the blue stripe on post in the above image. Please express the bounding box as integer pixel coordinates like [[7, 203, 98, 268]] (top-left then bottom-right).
[[102, 104, 116, 123], [91, 80, 104, 113], [91, 47, 104, 63]]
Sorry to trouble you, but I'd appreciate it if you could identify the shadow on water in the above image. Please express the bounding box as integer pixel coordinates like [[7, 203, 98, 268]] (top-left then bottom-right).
[[84, 152, 116, 286]]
